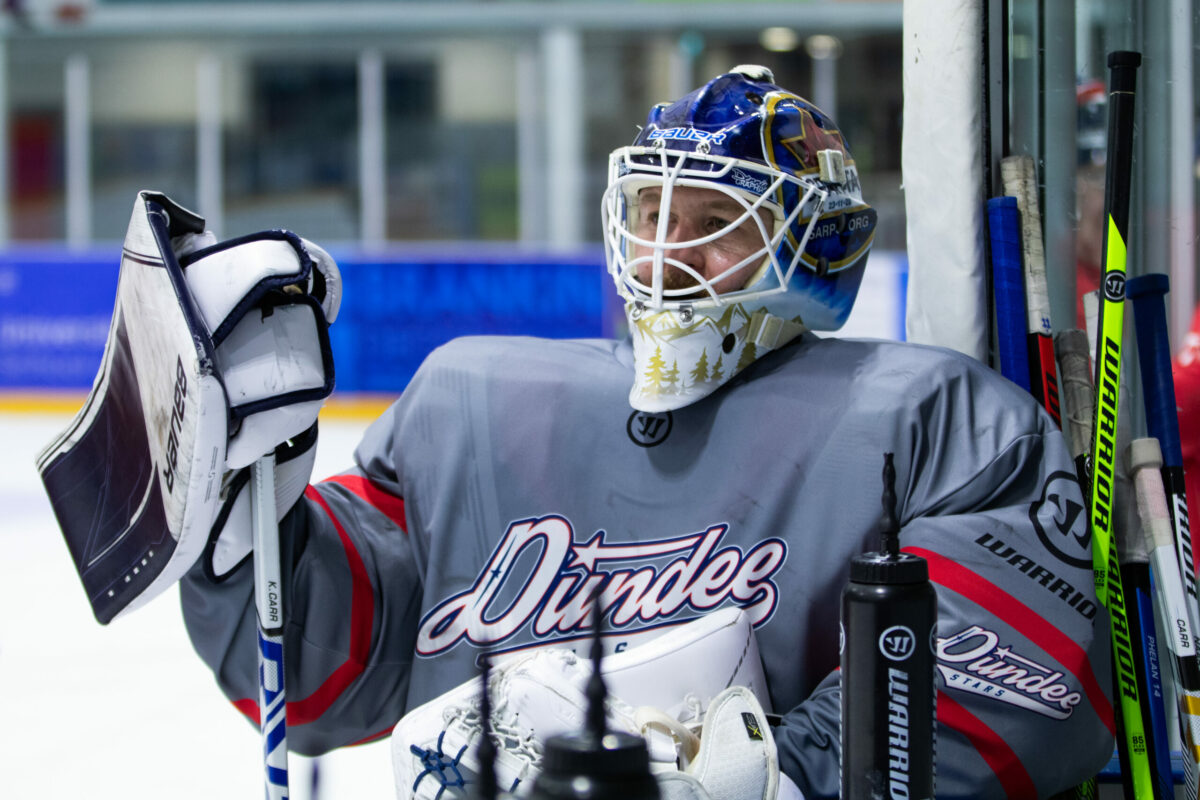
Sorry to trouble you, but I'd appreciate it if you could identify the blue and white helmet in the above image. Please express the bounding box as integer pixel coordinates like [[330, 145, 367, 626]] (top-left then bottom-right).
[[602, 65, 877, 412]]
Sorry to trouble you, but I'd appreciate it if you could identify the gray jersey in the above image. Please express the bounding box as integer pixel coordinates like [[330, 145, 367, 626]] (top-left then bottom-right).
[[181, 333, 1113, 798]]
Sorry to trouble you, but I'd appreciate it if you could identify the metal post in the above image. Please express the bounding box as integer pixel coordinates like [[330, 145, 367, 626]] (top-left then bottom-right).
[[0, 39, 9, 246], [65, 53, 91, 247], [197, 52, 223, 237], [1042, 0, 1077, 335], [806, 34, 842, 123], [542, 25, 583, 251], [516, 45, 544, 244], [668, 34, 696, 106], [359, 48, 386, 249], [1169, 0, 1195, 343]]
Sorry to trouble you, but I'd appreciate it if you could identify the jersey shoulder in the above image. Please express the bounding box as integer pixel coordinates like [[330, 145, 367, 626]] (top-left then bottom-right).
[[786, 335, 1023, 392], [422, 335, 627, 378], [395, 335, 633, 423], [782, 335, 1048, 428]]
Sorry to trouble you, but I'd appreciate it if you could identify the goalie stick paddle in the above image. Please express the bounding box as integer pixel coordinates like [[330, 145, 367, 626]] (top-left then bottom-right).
[[1130, 438, 1200, 800], [1090, 50, 1152, 800], [988, 196, 1033, 392], [1128, 274, 1200, 634], [1001, 154, 1061, 425], [252, 453, 290, 799]]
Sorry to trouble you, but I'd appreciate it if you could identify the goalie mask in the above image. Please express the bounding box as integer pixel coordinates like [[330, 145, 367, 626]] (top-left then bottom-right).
[[602, 65, 877, 412]]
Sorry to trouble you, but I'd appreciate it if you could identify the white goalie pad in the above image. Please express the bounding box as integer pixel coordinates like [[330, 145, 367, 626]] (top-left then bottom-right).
[[392, 607, 770, 800], [600, 604, 772, 719], [37, 191, 341, 623], [36, 192, 227, 624]]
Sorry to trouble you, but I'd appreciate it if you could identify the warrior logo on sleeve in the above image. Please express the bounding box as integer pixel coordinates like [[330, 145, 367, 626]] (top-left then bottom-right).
[[415, 515, 787, 656], [1030, 470, 1091, 569]]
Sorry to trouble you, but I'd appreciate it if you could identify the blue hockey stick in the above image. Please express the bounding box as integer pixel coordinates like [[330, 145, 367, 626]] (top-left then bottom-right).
[[252, 453, 289, 798]]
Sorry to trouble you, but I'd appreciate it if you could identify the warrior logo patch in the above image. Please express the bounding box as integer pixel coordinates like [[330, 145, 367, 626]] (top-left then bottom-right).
[[1104, 270, 1126, 303], [1030, 470, 1091, 569], [627, 410, 672, 447], [879, 625, 917, 661]]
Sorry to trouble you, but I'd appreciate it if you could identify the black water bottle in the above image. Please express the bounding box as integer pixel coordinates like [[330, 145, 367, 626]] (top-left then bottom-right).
[[840, 453, 936, 800]]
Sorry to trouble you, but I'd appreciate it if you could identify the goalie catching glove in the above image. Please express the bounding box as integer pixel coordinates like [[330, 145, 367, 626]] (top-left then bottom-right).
[[37, 190, 340, 623]]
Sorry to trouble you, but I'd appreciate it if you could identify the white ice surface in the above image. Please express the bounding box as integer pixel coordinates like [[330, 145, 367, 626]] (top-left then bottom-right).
[[0, 412, 394, 799]]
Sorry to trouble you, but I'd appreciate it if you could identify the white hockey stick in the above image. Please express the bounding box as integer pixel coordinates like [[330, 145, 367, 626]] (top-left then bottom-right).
[[252, 453, 289, 798], [1000, 154, 1061, 425], [1129, 437, 1200, 800]]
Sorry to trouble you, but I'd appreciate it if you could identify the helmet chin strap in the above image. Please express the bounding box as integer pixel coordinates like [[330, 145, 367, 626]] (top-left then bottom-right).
[[743, 309, 807, 352]]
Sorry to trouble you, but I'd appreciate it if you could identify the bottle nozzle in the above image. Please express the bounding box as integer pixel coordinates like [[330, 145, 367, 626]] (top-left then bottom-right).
[[881, 452, 899, 557], [476, 653, 498, 800], [584, 589, 608, 741]]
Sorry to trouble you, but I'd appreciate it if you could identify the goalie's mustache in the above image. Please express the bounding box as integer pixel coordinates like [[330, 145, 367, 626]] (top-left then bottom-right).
[[661, 267, 701, 291], [636, 263, 709, 300]]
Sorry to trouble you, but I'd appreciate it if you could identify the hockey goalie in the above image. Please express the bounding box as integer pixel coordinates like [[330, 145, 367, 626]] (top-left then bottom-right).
[[40, 63, 1111, 800]]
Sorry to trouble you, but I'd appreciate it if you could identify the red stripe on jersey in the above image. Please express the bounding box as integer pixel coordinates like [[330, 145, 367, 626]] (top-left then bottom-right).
[[231, 486, 376, 729], [906, 546, 1115, 736], [233, 696, 260, 726], [937, 690, 1038, 798], [321, 474, 408, 532], [350, 727, 393, 746], [290, 486, 376, 724]]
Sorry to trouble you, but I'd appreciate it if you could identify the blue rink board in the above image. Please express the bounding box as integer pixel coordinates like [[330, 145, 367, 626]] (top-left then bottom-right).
[[0, 245, 907, 395], [0, 244, 615, 394]]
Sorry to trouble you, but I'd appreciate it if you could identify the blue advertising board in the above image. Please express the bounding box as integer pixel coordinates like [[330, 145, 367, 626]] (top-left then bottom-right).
[[0, 244, 905, 398], [0, 244, 615, 395]]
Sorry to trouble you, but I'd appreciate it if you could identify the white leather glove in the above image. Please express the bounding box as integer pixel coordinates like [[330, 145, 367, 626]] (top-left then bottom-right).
[[179, 229, 340, 469], [175, 227, 342, 579]]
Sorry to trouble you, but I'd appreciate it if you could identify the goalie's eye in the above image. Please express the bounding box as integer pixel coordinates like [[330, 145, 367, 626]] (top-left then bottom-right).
[[705, 216, 733, 234]]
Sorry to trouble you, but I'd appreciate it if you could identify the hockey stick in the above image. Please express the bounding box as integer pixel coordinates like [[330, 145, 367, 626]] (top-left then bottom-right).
[[1130, 437, 1200, 800], [1117, 460, 1176, 800], [1001, 154, 1061, 425], [1091, 47, 1140, 603], [1120, 539, 1175, 799], [1089, 50, 1151, 799], [1055, 329, 1095, 486], [252, 453, 289, 798], [1055, 328, 1103, 800], [988, 196, 1033, 392], [1128, 274, 1200, 634], [1066, 308, 1159, 798]]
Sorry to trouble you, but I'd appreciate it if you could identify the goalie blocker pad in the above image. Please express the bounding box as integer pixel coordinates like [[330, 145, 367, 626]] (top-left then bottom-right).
[[179, 230, 337, 469], [37, 191, 337, 623]]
